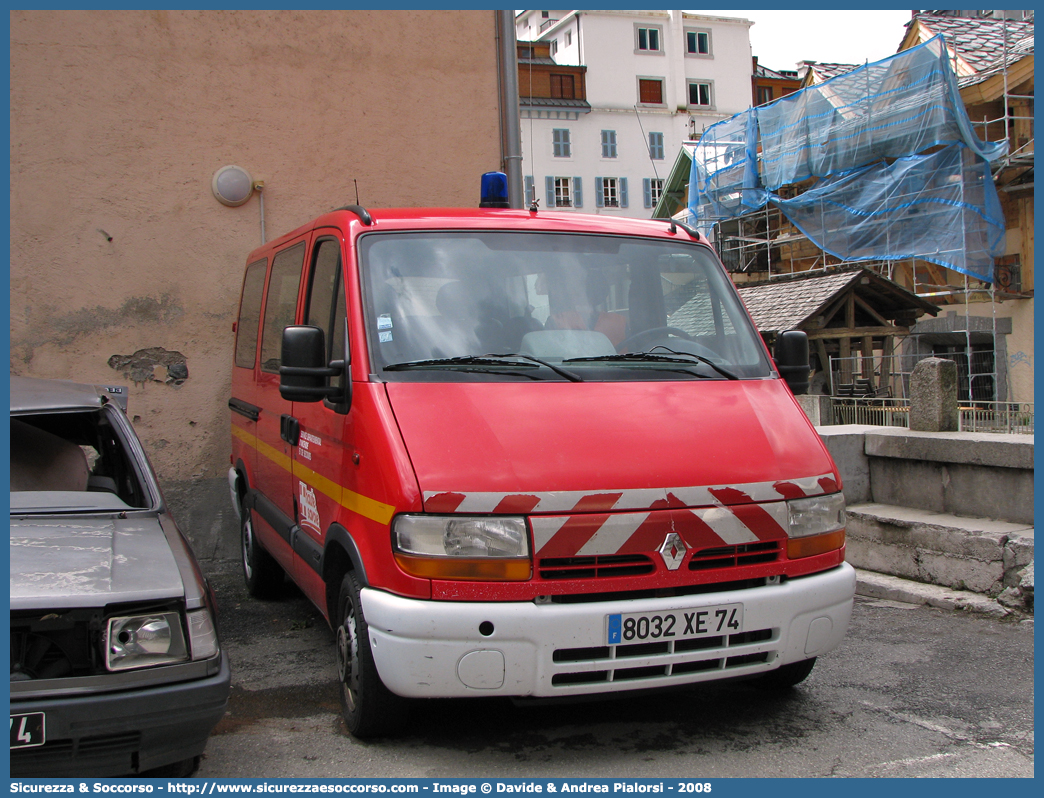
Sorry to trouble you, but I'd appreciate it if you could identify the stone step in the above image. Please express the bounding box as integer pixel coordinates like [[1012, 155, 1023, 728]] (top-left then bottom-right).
[[845, 502, 1034, 609]]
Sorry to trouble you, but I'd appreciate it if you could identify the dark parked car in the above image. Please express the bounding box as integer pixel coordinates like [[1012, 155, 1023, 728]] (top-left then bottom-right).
[[9, 375, 230, 777]]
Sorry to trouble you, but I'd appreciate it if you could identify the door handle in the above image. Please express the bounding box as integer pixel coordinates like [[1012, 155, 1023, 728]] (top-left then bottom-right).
[[280, 414, 300, 446]]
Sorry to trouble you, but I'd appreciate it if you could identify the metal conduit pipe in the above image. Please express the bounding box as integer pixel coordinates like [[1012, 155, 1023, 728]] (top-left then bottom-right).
[[495, 9, 524, 209]]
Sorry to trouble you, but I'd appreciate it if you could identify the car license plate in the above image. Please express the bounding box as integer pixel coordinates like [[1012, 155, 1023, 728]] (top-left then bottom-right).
[[10, 712, 45, 749], [606, 604, 743, 645]]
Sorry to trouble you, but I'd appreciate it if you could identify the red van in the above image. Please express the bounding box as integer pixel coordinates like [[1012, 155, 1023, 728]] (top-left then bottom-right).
[[228, 179, 855, 738]]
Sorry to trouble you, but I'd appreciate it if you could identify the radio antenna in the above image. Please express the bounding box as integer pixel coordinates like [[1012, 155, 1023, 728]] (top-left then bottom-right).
[[354, 179, 360, 205]]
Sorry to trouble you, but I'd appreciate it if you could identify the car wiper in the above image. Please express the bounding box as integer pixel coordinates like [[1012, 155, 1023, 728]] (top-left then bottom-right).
[[384, 354, 584, 382], [564, 348, 738, 380]]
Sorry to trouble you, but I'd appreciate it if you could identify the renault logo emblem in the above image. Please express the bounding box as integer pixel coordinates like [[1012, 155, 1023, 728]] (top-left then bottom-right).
[[658, 532, 687, 570]]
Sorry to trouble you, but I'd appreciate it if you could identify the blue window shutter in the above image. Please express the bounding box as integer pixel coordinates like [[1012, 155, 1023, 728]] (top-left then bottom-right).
[[573, 177, 583, 208], [643, 178, 652, 209], [545, 176, 555, 209], [620, 177, 629, 208], [595, 177, 604, 208], [525, 176, 535, 205]]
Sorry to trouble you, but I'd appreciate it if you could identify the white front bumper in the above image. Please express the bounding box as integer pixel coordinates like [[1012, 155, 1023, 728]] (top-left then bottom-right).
[[362, 563, 856, 699]]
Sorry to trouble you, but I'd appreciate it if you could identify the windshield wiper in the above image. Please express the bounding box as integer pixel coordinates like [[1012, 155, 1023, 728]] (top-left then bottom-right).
[[384, 354, 584, 382], [564, 348, 738, 380]]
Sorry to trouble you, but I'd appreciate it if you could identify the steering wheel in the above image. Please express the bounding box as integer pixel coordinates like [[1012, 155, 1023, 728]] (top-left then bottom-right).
[[617, 326, 694, 353]]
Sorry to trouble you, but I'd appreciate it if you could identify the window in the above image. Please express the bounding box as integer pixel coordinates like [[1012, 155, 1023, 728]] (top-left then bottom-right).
[[648, 132, 664, 160], [756, 86, 774, 106], [554, 177, 572, 207], [260, 242, 306, 373], [235, 259, 267, 369], [636, 26, 661, 52], [545, 177, 582, 209], [596, 177, 628, 209], [552, 128, 571, 158], [643, 178, 665, 209], [601, 130, 617, 158], [686, 29, 711, 55], [638, 78, 664, 105], [565, 31, 572, 47], [688, 81, 712, 107], [550, 39, 558, 57], [305, 240, 348, 373], [550, 74, 575, 99]]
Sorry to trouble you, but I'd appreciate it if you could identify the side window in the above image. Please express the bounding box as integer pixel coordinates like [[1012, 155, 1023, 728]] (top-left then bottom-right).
[[235, 259, 267, 369], [305, 239, 348, 367], [259, 242, 306, 373]]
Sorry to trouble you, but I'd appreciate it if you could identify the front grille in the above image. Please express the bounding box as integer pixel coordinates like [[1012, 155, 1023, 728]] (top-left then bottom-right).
[[539, 554, 655, 580], [546, 577, 769, 604], [550, 627, 777, 686], [10, 732, 141, 777], [10, 611, 98, 680], [688, 541, 780, 571]]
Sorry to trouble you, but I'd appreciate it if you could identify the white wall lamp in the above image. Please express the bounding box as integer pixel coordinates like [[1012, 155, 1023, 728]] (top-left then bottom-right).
[[212, 164, 267, 243]]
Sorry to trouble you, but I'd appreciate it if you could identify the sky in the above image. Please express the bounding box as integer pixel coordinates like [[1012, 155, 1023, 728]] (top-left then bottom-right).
[[697, 9, 915, 72]]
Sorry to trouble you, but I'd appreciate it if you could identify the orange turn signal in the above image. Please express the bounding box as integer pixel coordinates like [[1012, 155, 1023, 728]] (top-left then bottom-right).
[[787, 529, 845, 560], [394, 554, 532, 581]]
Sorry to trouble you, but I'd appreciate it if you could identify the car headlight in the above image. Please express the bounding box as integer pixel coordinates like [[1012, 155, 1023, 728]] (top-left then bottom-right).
[[787, 492, 846, 559], [105, 612, 189, 671], [393, 515, 531, 580]]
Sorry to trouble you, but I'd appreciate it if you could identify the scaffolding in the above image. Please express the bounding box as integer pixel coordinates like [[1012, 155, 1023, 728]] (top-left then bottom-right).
[[703, 19, 1033, 403]]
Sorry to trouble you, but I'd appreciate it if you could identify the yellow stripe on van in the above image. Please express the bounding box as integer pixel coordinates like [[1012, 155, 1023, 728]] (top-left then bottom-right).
[[232, 423, 395, 526]]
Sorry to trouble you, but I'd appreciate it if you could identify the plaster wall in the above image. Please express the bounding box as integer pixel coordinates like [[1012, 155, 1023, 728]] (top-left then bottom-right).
[[10, 9, 503, 481]]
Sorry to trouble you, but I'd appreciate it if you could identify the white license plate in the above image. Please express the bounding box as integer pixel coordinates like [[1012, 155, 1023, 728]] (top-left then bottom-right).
[[10, 712, 45, 749], [606, 604, 743, 645]]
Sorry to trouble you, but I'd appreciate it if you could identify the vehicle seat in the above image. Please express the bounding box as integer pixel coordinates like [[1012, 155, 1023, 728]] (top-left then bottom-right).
[[10, 419, 90, 492]]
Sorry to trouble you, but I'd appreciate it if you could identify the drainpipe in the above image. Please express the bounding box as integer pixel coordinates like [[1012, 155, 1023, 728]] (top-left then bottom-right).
[[496, 10, 523, 208]]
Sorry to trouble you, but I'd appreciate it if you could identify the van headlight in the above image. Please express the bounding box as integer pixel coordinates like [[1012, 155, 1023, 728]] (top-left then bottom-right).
[[392, 515, 532, 580], [786, 492, 846, 559], [105, 612, 189, 671]]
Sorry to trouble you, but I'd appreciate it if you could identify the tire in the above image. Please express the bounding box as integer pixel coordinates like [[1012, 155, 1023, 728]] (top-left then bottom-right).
[[241, 507, 284, 598], [753, 657, 817, 689], [335, 571, 409, 738]]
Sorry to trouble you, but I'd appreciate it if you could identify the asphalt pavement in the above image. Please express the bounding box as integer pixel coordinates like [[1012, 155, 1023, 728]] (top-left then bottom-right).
[[195, 559, 1034, 779]]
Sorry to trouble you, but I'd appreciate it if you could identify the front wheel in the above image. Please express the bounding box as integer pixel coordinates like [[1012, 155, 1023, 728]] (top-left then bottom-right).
[[336, 571, 410, 738], [752, 657, 817, 689]]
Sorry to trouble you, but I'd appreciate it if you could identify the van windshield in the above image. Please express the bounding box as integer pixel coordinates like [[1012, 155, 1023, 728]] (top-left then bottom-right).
[[359, 231, 772, 382]]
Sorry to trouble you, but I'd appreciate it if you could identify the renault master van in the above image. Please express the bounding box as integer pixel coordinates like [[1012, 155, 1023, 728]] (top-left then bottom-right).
[[229, 178, 855, 738]]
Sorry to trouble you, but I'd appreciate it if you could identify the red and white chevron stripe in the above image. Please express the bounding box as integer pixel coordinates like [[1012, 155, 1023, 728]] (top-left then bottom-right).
[[423, 473, 837, 515], [423, 473, 838, 561]]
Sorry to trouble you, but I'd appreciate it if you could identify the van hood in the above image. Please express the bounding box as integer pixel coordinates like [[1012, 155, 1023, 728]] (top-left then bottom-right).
[[385, 380, 838, 514], [10, 515, 185, 611]]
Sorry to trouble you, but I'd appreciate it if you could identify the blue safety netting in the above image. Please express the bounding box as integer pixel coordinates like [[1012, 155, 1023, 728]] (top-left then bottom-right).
[[687, 35, 1007, 282]]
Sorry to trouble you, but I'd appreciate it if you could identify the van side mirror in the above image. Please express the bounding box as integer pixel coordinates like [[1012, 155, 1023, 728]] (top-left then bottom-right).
[[279, 325, 350, 409], [774, 330, 810, 395]]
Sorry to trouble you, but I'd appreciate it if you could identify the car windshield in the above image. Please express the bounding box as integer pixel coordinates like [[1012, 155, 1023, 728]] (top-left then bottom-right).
[[9, 407, 150, 514], [360, 231, 771, 382]]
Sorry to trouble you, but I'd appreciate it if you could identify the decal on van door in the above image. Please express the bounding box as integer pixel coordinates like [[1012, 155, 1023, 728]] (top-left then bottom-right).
[[298, 482, 322, 535]]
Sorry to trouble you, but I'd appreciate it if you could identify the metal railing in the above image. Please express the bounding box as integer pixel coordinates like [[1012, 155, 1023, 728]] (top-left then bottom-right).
[[959, 401, 1034, 434], [829, 397, 1033, 434]]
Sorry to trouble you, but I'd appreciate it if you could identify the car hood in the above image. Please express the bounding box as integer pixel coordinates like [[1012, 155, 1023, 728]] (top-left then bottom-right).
[[385, 379, 839, 514], [10, 514, 185, 611]]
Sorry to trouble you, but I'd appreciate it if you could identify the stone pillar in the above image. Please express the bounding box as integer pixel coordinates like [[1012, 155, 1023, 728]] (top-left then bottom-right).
[[909, 357, 959, 432]]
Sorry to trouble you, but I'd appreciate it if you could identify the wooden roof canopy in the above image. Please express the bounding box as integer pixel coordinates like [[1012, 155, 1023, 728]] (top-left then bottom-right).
[[737, 267, 940, 392]]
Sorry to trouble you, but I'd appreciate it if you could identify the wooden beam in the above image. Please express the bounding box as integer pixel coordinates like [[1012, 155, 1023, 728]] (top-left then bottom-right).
[[853, 294, 893, 327], [806, 325, 908, 340]]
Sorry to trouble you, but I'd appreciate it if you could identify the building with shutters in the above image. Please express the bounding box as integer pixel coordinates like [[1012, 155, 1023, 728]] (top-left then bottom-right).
[[515, 9, 754, 218]]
